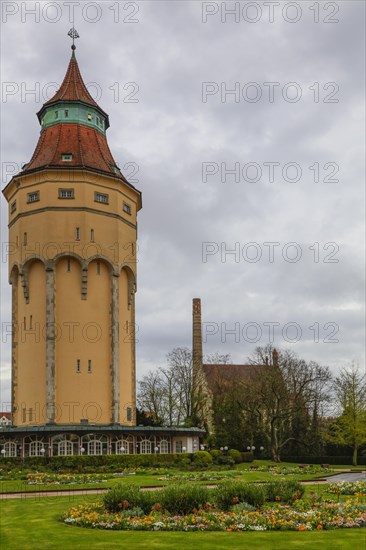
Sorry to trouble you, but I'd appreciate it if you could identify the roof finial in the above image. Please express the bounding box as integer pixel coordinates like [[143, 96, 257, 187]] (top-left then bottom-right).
[[68, 27, 80, 53]]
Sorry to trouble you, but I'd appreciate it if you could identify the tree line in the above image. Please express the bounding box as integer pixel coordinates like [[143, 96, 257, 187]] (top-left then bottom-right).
[[137, 345, 366, 465]]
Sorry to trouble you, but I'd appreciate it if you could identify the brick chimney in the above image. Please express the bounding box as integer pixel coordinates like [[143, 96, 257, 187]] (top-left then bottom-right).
[[192, 298, 203, 387]]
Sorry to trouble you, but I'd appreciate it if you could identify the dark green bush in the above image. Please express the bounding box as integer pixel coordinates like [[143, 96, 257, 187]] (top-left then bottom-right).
[[215, 481, 266, 510], [192, 451, 213, 466], [103, 483, 154, 514], [265, 480, 304, 503], [228, 449, 242, 464], [0, 453, 195, 474], [158, 483, 210, 515], [209, 449, 222, 463]]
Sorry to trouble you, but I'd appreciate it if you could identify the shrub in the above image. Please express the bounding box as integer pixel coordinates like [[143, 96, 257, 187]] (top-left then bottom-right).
[[214, 455, 235, 467], [192, 451, 213, 466], [215, 481, 266, 510], [103, 483, 154, 514], [209, 450, 222, 463], [158, 483, 210, 515], [228, 449, 242, 464], [265, 480, 304, 503], [230, 502, 256, 512]]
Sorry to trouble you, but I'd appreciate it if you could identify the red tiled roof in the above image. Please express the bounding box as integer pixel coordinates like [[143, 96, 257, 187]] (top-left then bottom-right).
[[25, 123, 126, 180], [44, 52, 99, 107], [0, 412, 12, 420], [202, 363, 263, 392]]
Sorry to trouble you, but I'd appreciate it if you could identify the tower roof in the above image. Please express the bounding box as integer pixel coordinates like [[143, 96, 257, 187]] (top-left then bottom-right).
[[20, 47, 132, 183], [44, 50, 99, 107]]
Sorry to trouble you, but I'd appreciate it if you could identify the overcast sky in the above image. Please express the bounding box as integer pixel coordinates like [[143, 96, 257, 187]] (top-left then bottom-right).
[[1, 1, 365, 408]]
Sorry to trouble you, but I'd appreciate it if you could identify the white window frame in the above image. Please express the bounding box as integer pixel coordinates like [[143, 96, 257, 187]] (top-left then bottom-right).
[[58, 440, 73, 456], [140, 439, 151, 454], [95, 192, 109, 204], [27, 191, 40, 203], [59, 188, 74, 199]]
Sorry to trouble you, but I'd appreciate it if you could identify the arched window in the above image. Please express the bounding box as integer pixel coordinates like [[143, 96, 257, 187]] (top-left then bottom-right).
[[29, 441, 43, 457], [115, 440, 129, 454], [88, 439, 102, 455], [159, 439, 169, 454], [3, 442, 17, 457], [140, 439, 151, 454], [58, 440, 74, 456]]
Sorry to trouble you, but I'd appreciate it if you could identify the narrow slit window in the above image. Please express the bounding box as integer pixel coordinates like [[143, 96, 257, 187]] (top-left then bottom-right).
[[55, 111, 58, 119], [24, 232, 27, 245], [22, 408, 26, 423], [64, 110, 69, 118], [67, 257, 71, 272], [88, 360, 92, 373], [29, 408, 33, 422], [90, 229, 94, 242], [30, 315, 33, 329], [76, 227, 80, 240], [76, 359, 81, 373], [23, 317, 26, 329], [87, 113, 92, 121], [11, 201, 16, 213]]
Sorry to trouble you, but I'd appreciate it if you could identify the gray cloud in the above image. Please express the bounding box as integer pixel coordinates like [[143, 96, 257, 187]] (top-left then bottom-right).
[[1, 1, 364, 405]]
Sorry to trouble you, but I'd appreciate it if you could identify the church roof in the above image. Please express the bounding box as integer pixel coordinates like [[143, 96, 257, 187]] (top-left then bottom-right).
[[202, 363, 263, 392]]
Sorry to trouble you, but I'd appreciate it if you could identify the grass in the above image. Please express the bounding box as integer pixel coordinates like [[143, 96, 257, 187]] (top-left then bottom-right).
[[0, 461, 338, 494], [1, 496, 365, 549]]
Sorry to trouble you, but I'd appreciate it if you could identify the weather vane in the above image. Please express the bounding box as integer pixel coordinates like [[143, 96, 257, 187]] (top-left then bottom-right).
[[68, 27, 80, 50]]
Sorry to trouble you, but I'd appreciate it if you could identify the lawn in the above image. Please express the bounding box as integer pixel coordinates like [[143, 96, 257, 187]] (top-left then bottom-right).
[[1, 496, 365, 550], [0, 461, 337, 494]]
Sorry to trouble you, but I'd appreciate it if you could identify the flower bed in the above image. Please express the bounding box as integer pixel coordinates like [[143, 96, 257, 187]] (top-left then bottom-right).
[[26, 473, 108, 485], [62, 498, 366, 531], [327, 481, 366, 496], [248, 465, 333, 475]]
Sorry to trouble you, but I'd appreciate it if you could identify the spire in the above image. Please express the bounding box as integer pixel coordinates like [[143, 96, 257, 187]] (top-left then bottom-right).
[[43, 50, 99, 108]]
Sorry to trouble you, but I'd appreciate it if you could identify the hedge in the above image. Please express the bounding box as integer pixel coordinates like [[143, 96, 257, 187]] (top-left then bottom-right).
[[282, 455, 366, 466], [0, 453, 195, 472]]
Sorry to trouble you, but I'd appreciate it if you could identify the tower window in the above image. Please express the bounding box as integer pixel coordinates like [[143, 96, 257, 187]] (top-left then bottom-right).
[[87, 113, 92, 121], [23, 232, 27, 245], [27, 191, 40, 203], [67, 257, 71, 272], [11, 201, 16, 213], [23, 317, 26, 329], [123, 202, 131, 215], [55, 111, 58, 119], [22, 408, 26, 423], [76, 227, 80, 240], [64, 110, 69, 118], [61, 153, 73, 162], [95, 192, 109, 204], [127, 407, 132, 421], [76, 359, 80, 373], [90, 229, 94, 242], [59, 188, 74, 199], [88, 360, 92, 373], [30, 315, 33, 329]]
